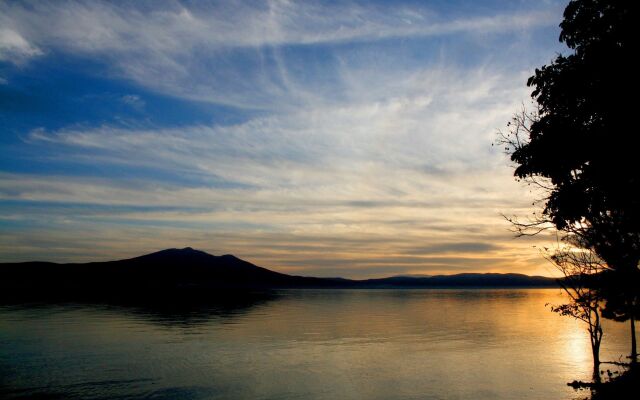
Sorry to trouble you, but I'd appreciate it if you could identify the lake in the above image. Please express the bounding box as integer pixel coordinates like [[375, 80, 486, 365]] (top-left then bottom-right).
[[0, 289, 635, 399]]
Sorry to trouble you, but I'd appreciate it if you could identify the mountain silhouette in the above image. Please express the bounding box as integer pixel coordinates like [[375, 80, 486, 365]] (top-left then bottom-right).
[[0, 247, 557, 300], [360, 273, 556, 288]]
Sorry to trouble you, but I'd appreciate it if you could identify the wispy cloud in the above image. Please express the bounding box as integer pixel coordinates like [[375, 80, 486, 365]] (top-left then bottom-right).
[[0, 1, 567, 276], [3, 64, 553, 276], [120, 94, 145, 111], [0, 28, 42, 64], [1, 0, 563, 108], [26, 65, 529, 183], [2, 1, 560, 51]]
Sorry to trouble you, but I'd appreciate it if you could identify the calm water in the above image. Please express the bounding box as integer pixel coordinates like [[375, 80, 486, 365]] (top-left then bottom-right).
[[0, 289, 635, 400]]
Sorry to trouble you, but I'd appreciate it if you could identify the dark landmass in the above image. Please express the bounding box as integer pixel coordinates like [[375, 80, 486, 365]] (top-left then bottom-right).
[[358, 273, 555, 288], [0, 247, 558, 301], [568, 364, 640, 400]]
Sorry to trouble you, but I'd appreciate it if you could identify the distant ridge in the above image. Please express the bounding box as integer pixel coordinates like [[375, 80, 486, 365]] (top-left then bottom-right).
[[361, 272, 556, 288], [0, 248, 558, 298]]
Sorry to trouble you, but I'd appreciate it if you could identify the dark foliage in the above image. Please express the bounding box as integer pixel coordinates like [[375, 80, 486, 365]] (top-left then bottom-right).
[[590, 364, 640, 400], [510, 0, 639, 273], [500, 0, 640, 372], [598, 270, 640, 322]]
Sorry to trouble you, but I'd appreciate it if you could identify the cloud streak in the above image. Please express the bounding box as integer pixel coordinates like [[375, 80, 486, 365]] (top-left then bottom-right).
[[2, 1, 560, 51], [1, 0, 563, 108], [0, 28, 42, 63], [0, 0, 567, 277]]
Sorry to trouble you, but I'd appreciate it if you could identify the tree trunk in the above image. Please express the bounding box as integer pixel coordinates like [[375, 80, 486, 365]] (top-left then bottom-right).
[[631, 315, 637, 364], [590, 322, 602, 383], [592, 347, 601, 383]]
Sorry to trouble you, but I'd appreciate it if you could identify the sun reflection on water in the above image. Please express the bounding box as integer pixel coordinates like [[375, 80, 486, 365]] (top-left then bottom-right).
[[0, 289, 635, 400]]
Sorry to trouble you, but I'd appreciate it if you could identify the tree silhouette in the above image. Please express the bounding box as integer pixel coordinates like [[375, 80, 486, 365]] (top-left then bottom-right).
[[599, 269, 640, 362], [499, 0, 639, 363], [547, 234, 606, 382]]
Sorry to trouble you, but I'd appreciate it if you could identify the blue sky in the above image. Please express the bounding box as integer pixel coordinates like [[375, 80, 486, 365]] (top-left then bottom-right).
[[0, 0, 568, 278]]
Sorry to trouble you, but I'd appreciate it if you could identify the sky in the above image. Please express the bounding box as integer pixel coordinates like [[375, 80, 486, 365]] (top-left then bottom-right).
[[0, 0, 569, 278]]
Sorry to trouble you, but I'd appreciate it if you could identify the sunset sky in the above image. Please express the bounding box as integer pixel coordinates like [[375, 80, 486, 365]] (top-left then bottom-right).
[[0, 0, 568, 278]]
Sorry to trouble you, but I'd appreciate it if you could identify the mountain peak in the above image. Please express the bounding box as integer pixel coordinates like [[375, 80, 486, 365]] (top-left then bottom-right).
[[164, 246, 200, 252], [178, 247, 203, 254], [1, 248, 559, 293], [131, 247, 213, 261]]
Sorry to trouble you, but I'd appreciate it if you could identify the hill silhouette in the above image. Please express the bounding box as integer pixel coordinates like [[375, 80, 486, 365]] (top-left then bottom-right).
[[0, 247, 557, 300]]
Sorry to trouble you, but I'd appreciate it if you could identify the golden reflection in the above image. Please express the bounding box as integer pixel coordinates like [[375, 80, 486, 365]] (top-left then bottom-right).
[[1, 289, 634, 400]]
